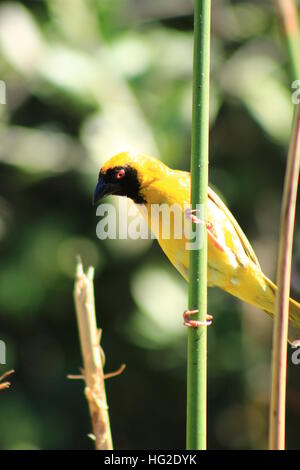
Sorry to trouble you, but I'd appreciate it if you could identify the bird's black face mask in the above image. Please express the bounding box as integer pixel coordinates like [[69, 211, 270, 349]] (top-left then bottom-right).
[[93, 165, 146, 205]]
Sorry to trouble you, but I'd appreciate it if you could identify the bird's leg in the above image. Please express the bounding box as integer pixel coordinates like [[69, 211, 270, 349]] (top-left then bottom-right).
[[185, 208, 203, 225], [183, 309, 213, 328], [185, 208, 225, 253]]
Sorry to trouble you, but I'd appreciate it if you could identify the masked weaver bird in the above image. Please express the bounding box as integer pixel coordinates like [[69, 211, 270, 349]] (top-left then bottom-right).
[[93, 151, 300, 344]]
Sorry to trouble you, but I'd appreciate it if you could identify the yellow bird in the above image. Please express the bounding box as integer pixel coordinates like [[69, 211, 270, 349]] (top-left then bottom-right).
[[93, 151, 300, 343]]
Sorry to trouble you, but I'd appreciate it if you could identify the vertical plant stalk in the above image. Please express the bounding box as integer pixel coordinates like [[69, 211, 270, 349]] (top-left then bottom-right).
[[274, 0, 300, 79], [269, 104, 300, 450], [74, 259, 113, 450], [187, 0, 211, 450], [269, 0, 300, 450]]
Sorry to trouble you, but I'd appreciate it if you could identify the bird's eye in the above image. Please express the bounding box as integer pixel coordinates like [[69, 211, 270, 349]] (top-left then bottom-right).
[[115, 169, 125, 180]]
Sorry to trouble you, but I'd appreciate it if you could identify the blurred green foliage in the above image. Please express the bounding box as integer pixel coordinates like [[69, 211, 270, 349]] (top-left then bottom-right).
[[0, 0, 300, 450]]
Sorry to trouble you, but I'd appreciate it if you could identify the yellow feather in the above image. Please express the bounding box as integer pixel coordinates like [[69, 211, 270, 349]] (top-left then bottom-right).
[[100, 152, 300, 344]]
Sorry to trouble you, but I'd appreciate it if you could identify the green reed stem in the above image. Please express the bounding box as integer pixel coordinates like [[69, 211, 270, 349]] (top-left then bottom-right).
[[275, 0, 300, 80], [187, 0, 211, 450]]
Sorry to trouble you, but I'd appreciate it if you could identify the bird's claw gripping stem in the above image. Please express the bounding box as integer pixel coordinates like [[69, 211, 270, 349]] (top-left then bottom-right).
[[185, 209, 225, 253], [183, 309, 213, 328]]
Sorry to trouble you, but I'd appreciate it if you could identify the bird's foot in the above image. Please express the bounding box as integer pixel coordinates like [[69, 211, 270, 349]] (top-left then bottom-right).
[[185, 208, 207, 225], [185, 209, 225, 253], [183, 309, 213, 328]]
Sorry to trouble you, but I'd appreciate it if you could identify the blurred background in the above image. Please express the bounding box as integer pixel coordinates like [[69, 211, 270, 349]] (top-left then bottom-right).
[[0, 0, 300, 450]]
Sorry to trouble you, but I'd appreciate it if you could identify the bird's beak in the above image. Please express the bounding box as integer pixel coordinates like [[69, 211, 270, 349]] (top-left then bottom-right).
[[93, 175, 116, 205]]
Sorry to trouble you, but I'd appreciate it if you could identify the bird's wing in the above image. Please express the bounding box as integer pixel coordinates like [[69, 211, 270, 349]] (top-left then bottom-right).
[[208, 186, 261, 269]]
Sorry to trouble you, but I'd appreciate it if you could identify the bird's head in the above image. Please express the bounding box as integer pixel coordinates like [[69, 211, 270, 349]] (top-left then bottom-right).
[[93, 151, 168, 205]]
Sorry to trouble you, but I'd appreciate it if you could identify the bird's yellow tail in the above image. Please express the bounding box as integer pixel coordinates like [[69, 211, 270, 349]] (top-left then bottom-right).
[[261, 275, 300, 346], [227, 269, 300, 345]]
